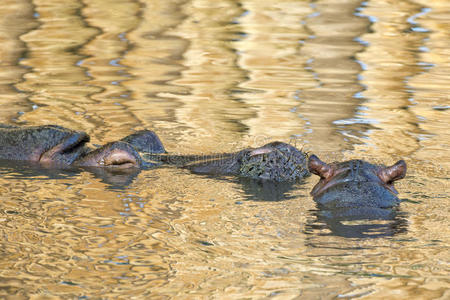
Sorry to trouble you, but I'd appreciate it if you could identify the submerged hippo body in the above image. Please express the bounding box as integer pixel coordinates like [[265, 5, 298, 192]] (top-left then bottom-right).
[[0, 124, 309, 181], [308, 155, 407, 208], [0, 125, 165, 169]]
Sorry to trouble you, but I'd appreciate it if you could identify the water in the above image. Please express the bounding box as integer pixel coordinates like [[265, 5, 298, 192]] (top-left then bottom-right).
[[0, 0, 448, 298]]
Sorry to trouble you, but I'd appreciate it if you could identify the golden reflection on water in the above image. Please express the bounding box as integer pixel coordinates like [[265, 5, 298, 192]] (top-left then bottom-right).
[[0, 0, 449, 298]]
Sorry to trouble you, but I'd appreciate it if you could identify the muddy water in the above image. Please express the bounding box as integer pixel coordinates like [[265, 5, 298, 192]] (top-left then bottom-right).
[[0, 0, 449, 298]]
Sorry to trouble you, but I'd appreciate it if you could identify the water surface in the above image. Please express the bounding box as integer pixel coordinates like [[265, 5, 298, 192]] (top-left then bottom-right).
[[0, 0, 448, 298]]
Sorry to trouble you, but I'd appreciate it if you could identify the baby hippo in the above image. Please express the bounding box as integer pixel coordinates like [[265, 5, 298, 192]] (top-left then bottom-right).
[[0, 124, 165, 168], [308, 155, 407, 208]]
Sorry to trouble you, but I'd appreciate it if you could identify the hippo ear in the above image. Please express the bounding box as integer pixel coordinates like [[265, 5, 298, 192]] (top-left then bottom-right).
[[378, 160, 407, 184], [308, 155, 333, 179]]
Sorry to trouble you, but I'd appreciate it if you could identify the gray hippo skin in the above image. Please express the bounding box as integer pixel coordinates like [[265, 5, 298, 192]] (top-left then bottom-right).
[[0, 125, 165, 169], [0, 124, 90, 164], [120, 130, 166, 154], [0, 124, 308, 181], [150, 141, 310, 182], [308, 154, 407, 208]]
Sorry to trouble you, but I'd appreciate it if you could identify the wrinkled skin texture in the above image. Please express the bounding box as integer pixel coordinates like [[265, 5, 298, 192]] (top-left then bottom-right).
[[149, 142, 310, 182], [0, 125, 165, 169], [308, 155, 407, 208], [237, 142, 309, 181]]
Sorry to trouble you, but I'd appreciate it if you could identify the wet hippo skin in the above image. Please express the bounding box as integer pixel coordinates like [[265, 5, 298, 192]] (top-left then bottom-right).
[[308, 155, 407, 208], [120, 130, 166, 154], [149, 141, 310, 182], [0, 124, 90, 165], [0, 125, 165, 169], [0, 124, 310, 182]]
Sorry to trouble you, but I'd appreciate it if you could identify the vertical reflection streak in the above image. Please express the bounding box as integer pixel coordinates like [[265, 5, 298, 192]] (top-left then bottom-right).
[[352, 0, 424, 159], [0, 0, 38, 122], [121, 0, 191, 143], [14, 0, 100, 128], [167, 0, 251, 152], [79, 0, 143, 141], [234, 0, 314, 142], [291, 0, 369, 153], [407, 0, 450, 170]]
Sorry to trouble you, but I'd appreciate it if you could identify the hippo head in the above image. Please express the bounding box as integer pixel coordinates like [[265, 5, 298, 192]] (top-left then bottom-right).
[[308, 155, 407, 208]]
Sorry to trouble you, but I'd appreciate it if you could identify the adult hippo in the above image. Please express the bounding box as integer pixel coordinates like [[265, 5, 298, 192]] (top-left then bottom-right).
[[308, 154, 407, 208], [0, 124, 165, 168], [0, 125, 310, 182]]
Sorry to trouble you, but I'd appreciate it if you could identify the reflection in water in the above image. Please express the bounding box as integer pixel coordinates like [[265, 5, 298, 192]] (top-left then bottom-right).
[[0, 151, 306, 199], [0, 159, 140, 189], [298, 0, 370, 152], [305, 207, 408, 238], [0, 156, 305, 199], [237, 178, 300, 201], [74, 166, 141, 189], [15, 0, 100, 128], [235, 0, 313, 140], [353, 0, 423, 158], [189, 175, 308, 202], [121, 0, 190, 134], [0, 0, 448, 298], [0, 159, 79, 180], [170, 0, 252, 151], [0, 0, 37, 121]]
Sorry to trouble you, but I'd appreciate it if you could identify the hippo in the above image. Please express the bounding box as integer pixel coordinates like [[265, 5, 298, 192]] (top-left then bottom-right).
[[0, 125, 309, 182], [0, 124, 165, 169], [147, 141, 310, 182], [308, 154, 407, 208]]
